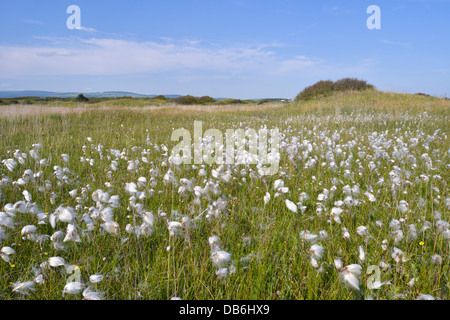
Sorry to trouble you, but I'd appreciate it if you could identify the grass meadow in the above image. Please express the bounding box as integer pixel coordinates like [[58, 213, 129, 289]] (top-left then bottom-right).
[[0, 90, 448, 300]]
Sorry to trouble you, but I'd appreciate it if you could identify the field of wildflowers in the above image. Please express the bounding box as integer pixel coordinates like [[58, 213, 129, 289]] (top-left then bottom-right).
[[0, 90, 448, 300]]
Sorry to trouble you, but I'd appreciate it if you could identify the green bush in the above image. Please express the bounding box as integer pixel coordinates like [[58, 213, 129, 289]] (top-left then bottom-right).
[[198, 96, 216, 104], [172, 95, 217, 105], [76, 94, 89, 102], [257, 98, 287, 105], [296, 80, 334, 101], [295, 78, 374, 101], [172, 95, 200, 105], [217, 98, 242, 105], [333, 78, 374, 92], [152, 95, 167, 100]]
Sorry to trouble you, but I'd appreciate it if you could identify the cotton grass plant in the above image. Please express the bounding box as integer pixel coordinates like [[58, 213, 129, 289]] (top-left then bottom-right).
[[0, 90, 448, 300]]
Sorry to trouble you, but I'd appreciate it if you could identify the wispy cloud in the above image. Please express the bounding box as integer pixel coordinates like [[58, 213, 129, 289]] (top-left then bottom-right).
[[0, 37, 375, 80], [0, 83, 12, 89], [322, 5, 351, 14], [23, 19, 44, 26], [305, 58, 378, 78], [0, 38, 269, 77], [78, 26, 98, 33], [380, 39, 412, 48], [35, 50, 77, 57], [269, 56, 322, 75]]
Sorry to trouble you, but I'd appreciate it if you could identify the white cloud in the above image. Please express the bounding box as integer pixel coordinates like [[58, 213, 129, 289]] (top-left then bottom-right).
[[380, 39, 411, 48], [23, 19, 44, 26], [0, 38, 274, 77], [270, 56, 322, 75], [0, 83, 12, 89], [78, 26, 98, 33], [0, 38, 275, 77], [0, 37, 375, 79]]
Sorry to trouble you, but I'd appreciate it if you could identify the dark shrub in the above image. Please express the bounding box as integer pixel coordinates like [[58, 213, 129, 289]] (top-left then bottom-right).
[[198, 96, 216, 104], [257, 99, 271, 105], [295, 78, 374, 101], [295, 80, 334, 101], [215, 98, 243, 105], [220, 98, 242, 104], [333, 78, 374, 92], [173, 95, 200, 105], [76, 94, 89, 102]]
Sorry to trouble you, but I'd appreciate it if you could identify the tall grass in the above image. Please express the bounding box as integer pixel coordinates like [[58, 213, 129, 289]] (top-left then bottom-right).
[[0, 91, 448, 300]]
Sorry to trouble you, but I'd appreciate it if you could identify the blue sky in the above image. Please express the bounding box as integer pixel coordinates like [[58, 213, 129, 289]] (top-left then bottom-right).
[[0, 0, 449, 99]]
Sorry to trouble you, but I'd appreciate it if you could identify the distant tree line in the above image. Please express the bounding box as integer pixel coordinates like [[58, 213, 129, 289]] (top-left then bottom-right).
[[0, 93, 281, 106]]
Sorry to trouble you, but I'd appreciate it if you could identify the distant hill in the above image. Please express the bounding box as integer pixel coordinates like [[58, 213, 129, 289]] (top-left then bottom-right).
[[0, 91, 182, 99]]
